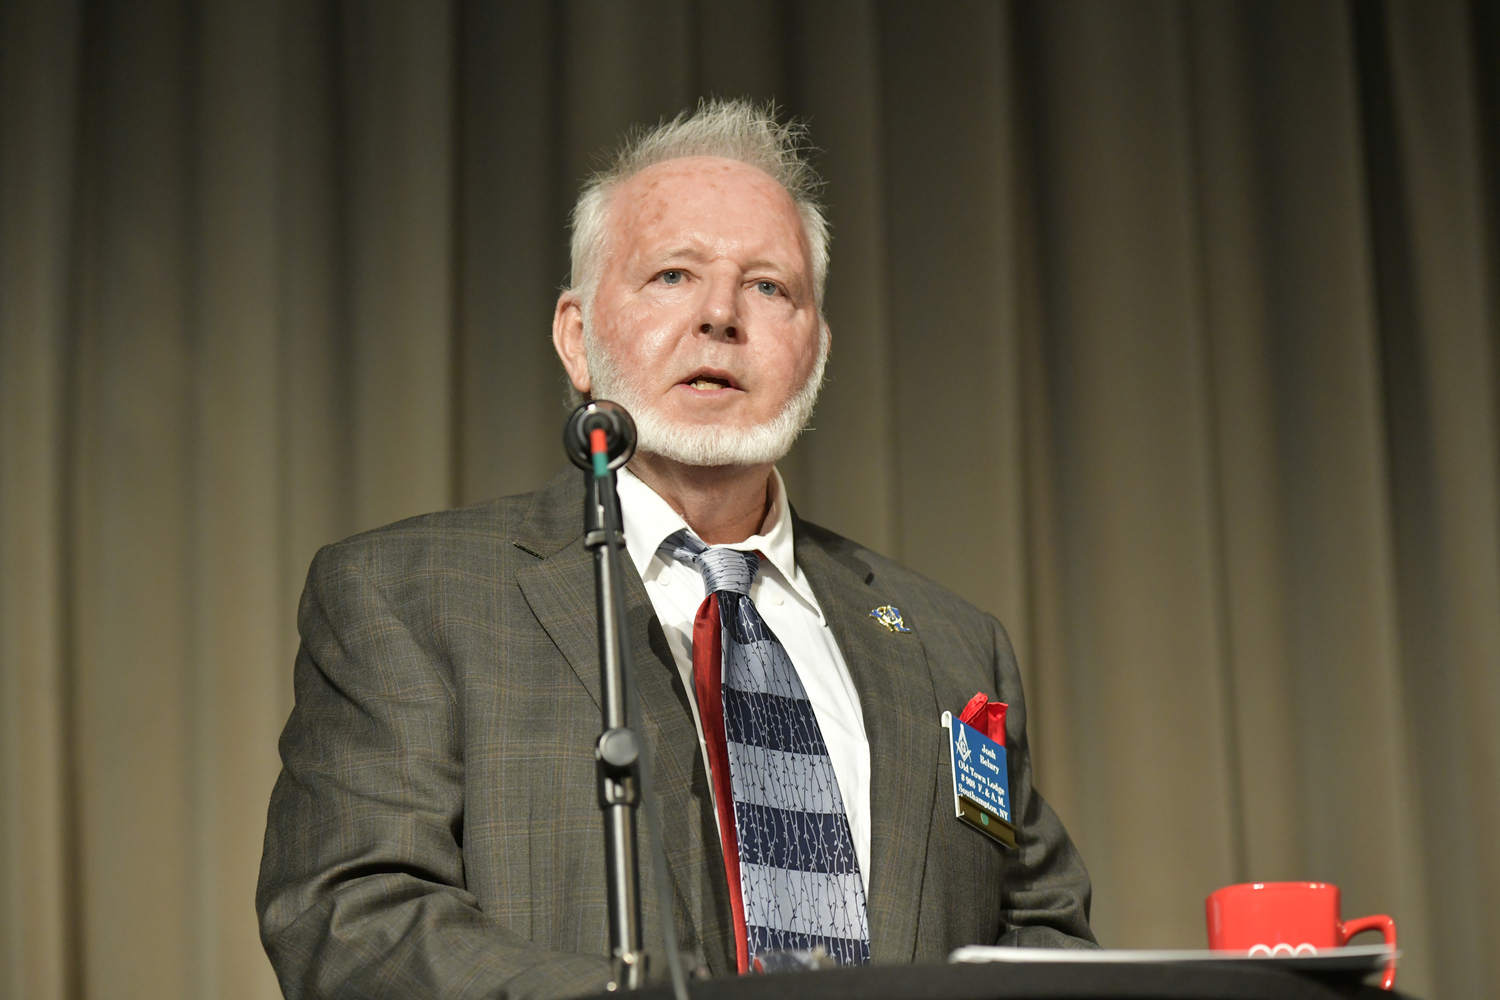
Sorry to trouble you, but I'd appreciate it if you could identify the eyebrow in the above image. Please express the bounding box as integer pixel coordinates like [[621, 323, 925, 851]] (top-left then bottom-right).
[[743, 257, 791, 275], [652, 246, 709, 264], [650, 247, 795, 276]]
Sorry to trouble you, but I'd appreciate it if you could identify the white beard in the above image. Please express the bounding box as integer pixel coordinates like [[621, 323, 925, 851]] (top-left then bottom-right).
[[583, 327, 828, 467]]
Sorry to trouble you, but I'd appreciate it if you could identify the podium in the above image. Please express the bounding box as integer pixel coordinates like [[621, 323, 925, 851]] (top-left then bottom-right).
[[599, 960, 1408, 1000]]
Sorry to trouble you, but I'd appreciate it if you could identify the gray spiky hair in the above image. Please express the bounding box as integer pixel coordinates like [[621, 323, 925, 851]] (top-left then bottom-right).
[[567, 97, 830, 312]]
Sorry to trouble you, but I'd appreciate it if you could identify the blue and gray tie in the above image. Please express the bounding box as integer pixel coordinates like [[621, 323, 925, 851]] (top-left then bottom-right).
[[657, 529, 871, 970]]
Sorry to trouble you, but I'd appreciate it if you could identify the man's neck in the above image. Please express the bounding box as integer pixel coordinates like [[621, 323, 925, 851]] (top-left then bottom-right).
[[627, 452, 775, 545]]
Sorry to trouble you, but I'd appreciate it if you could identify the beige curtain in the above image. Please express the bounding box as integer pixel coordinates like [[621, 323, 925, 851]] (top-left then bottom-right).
[[2, 2, 1495, 998]]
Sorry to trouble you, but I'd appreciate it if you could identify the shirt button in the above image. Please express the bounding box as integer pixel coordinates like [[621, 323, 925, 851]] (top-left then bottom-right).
[[656, 571, 672, 586], [767, 592, 784, 606]]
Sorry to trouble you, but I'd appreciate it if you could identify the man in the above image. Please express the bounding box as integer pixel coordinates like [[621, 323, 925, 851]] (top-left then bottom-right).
[[257, 99, 1095, 1000]]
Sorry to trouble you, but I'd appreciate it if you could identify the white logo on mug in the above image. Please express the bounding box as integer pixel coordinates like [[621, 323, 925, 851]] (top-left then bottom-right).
[[1247, 943, 1317, 957]]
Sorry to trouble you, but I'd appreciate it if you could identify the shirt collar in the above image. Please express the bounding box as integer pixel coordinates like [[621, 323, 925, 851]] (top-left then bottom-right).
[[616, 465, 798, 586]]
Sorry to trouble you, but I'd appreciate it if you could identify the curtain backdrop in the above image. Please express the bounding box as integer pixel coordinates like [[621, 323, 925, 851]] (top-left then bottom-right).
[[3, 2, 1496, 998]]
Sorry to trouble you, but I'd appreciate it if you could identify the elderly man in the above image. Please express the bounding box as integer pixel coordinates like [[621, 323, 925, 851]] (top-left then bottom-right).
[[257, 99, 1095, 1000]]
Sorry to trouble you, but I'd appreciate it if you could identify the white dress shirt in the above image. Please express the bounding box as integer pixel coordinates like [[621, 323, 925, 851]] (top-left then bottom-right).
[[615, 466, 872, 889]]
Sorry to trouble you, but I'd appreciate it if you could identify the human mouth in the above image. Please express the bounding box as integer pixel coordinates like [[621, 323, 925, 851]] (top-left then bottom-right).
[[679, 369, 740, 393]]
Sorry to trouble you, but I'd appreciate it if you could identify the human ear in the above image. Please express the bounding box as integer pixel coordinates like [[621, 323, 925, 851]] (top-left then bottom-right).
[[552, 292, 592, 394]]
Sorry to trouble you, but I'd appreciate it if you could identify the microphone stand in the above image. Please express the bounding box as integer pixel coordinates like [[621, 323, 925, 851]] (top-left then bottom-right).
[[588, 467, 647, 989], [565, 402, 688, 999], [570, 402, 647, 990]]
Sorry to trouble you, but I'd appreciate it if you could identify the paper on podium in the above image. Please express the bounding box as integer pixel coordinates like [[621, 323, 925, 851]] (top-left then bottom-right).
[[949, 943, 1397, 976]]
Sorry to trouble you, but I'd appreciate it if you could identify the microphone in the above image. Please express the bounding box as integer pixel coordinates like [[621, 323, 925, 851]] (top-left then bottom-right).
[[564, 400, 636, 472]]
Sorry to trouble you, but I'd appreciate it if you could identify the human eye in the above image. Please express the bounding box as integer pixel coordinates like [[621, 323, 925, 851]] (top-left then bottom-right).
[[754, 280, 780, 296], [658, 269, 684, 285]]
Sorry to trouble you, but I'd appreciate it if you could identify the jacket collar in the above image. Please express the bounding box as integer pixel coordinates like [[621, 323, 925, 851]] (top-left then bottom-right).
[[513, 467, 587, 560]]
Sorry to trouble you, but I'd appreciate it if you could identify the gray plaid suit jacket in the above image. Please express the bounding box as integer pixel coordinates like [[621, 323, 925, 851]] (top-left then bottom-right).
[[257, 469, 1095, 999]]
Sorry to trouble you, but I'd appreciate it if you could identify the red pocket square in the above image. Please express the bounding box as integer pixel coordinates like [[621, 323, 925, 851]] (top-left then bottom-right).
[[958, 692, 1008, 747]]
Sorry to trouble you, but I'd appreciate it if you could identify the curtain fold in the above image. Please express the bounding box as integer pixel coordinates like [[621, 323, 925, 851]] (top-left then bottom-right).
[[1021, 0, 1244, 952], [1, 2, 1493, 998], [0, 3, 81, 998], [1361, 2, 1500, 991]]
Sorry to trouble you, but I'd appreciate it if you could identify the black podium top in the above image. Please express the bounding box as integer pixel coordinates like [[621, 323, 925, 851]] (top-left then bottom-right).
[[606, 960, 1407, 1000]]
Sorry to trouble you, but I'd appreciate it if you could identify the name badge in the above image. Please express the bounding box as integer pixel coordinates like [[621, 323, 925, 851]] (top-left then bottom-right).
[[941, 711, 1017, 848]]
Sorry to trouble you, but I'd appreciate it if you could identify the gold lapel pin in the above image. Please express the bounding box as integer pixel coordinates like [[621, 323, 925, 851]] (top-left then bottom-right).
[[870, 605, 911, 633]]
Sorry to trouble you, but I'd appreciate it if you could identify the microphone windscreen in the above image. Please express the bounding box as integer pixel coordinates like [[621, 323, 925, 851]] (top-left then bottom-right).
[[564, 400, 637, 471]]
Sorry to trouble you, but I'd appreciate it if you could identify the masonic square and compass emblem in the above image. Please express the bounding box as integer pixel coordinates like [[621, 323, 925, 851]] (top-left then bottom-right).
[[869, 605, 911, 633]]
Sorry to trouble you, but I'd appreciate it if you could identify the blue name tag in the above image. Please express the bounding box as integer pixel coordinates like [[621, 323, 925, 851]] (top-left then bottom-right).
[[942, 711, 1017, 848]]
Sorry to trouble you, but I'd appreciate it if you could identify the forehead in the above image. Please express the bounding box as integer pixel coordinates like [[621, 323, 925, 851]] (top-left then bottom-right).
[[605, 156, 808, 259]]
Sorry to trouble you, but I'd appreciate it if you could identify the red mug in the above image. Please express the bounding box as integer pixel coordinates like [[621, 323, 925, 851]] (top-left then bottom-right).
[[1206, 882, 1396, 990]]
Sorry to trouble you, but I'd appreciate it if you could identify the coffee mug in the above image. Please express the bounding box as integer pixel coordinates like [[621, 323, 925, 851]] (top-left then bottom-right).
[[1206, 882, 1396, 990]]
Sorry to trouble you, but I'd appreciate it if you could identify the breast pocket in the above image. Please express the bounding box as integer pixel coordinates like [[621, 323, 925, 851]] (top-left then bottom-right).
[[926, 748, 1009, 948]]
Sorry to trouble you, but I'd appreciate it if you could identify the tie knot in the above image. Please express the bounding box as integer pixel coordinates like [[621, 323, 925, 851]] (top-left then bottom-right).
[[658, 529, 760, 596]]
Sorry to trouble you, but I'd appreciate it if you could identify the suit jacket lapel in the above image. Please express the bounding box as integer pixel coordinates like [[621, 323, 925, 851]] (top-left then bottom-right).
[[794, 520, 940, 964], [514, 537, 602, 707], [623, 566, 735, 974], [513, 470, 733, 973]]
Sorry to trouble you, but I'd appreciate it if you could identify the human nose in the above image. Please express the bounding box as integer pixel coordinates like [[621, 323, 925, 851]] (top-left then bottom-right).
[[695, 270, 740, 340]]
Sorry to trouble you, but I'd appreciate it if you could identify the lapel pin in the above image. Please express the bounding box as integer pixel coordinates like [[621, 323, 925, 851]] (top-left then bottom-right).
[[869, 605, 911, 633]]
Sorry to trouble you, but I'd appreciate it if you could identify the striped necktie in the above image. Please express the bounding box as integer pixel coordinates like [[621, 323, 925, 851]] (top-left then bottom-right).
[[657, 530, 871, 972]]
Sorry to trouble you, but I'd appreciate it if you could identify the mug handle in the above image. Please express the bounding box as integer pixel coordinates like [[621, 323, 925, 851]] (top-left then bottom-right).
[[1339, 914, 1396, 990]]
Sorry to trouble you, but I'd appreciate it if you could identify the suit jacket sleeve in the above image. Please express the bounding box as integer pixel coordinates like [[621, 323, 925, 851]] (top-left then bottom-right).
[[985, 615, 1097, 949], [256, 541, 612, 1000]]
